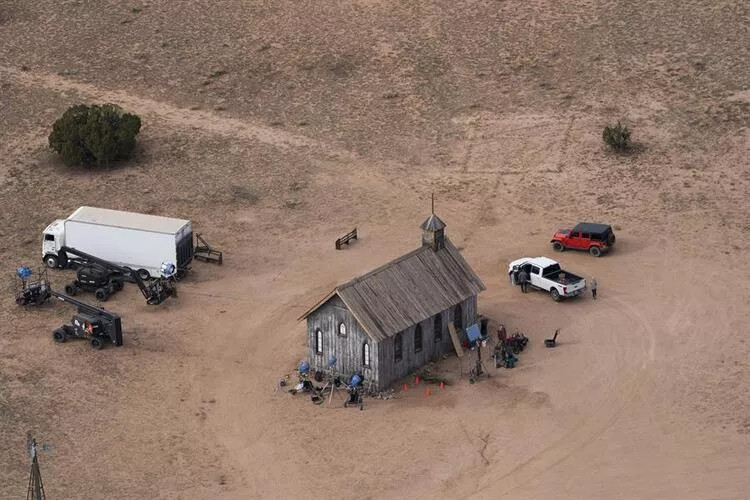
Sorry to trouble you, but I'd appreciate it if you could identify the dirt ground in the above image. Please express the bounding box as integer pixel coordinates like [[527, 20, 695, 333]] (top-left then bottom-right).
[[1, 1, 749, 498]]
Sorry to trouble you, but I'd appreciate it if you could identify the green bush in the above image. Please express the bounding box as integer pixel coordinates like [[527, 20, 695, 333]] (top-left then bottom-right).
[[49, 104, 141, 167], [602, 121, 631, 152]]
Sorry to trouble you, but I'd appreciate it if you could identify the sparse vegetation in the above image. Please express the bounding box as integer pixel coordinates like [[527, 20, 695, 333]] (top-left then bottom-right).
[[48, 104, 141, 167], [2, 1, 749, 498], [290, 180, 306, 191], [602, 121, 631, 152], [230, 185, 258, 204]]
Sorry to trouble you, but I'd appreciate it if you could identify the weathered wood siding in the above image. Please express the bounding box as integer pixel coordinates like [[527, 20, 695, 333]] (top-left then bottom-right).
[[375, 295, 477, 389], [306, 295, 379, 386], [306, 294, 478, 390]]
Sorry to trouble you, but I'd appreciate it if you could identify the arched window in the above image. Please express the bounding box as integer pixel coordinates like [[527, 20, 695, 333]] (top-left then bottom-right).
[[315, 329, 323, 354], [434, 314, 442, 343], [454, 304, 463, 331], [363, 343, 370, 367], [394, 333, 403, 362], [414, 324, 423, 353], [338, 322, 347, 337]]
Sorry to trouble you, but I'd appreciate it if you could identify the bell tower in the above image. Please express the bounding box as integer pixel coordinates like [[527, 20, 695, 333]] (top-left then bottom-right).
[[421, 194, 446, 251]]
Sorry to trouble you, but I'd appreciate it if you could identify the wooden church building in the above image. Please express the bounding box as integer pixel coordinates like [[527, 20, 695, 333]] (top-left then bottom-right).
[[299, 211, 485, 390]]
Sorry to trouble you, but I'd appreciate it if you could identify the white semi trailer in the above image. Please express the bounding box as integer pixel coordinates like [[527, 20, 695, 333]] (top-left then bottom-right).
[[42, 206, 194, 279]]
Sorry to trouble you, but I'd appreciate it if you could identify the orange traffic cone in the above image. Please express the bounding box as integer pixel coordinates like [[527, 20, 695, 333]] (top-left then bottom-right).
[[425, 387, 432, 397], [415, 375, 421, 385], [402, 383, 409, 392]]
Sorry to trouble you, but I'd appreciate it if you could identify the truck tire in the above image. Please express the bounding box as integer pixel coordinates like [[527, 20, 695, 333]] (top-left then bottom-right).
[[112, 279, 124, 291], [90, 337, 103, 350], [44, 255, 59, 268], [589, 246, 602, 257], [550, 288, 561, 301], [137, 269, 150, 280], [53, 329, 67, 343], [552, 241, 564, 252], [65, 284, 77, 295], [95, 288, 108, 301]]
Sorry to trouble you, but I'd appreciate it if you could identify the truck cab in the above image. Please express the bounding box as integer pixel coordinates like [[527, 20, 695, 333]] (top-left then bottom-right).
[[42, 220, 66, 268]]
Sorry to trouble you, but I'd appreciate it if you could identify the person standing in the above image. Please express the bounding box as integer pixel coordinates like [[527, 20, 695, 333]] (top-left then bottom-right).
[[591, 278, 598, 300], [518, 269, 529, 293], [497, 324, 507, 344]]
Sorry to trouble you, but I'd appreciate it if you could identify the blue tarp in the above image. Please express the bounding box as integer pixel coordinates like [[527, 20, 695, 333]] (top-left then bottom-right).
[[466, 323, 481, 343]]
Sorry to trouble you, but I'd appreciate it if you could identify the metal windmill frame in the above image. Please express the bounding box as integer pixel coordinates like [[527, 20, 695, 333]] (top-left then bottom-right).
[[26, 432, 46, 500]]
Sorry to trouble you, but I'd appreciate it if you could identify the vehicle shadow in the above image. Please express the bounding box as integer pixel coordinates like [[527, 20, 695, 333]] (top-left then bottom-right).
[[551, 236, 643, 261]]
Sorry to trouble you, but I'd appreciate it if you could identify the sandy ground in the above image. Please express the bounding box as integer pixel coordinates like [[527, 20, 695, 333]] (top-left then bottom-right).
[[1, 1, 749, 498]]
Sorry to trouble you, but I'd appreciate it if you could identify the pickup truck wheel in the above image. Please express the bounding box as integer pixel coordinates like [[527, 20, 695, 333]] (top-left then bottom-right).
[[550, 288, 561, 301], [44, 255, 59, 268], [552, 241, 564, 252], [137, 269, 150, 280], [64, 284, 77, 295], [589, 246, 602, 257], [95, 288, 108, 301], [52, 329, 67, 343], [113, 279, 124, 291], [90, 337, 104, 350]]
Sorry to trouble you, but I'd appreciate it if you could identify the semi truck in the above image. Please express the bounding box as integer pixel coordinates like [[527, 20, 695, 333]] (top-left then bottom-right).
[[42, 206, 193, 279]]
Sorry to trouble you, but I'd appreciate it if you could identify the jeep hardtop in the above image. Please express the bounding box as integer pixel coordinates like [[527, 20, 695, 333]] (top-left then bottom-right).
[[551, 222, 615, 257]]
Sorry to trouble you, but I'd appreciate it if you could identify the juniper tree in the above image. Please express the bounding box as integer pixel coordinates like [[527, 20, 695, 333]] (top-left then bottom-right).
[[49, 104, 141, 167]]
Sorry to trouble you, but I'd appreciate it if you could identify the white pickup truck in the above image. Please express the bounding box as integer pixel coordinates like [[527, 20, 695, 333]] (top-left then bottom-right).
[[508, 257, 587, 301]]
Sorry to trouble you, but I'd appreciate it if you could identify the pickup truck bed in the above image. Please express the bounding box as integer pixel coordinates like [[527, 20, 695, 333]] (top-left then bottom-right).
[[543, 269, 583, 285]]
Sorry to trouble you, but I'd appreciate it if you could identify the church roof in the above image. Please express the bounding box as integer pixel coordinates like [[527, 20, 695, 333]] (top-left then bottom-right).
[[298, 237, 485, 342]]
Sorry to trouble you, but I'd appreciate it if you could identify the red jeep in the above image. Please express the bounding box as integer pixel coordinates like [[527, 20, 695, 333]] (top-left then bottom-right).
[[551, 223, 615, 257]]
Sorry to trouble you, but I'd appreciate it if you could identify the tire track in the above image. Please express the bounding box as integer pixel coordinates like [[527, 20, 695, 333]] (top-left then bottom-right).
[[551, 114, 575, 174], [0, 66, 353, 158], [467, 292, 656, 499]]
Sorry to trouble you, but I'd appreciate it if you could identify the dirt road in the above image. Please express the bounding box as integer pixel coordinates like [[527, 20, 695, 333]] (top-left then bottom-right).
[[1, 1, 748, 498]]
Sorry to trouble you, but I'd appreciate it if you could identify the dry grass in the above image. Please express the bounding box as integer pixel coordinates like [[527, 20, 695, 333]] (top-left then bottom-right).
[[0, 0, 749, 498]]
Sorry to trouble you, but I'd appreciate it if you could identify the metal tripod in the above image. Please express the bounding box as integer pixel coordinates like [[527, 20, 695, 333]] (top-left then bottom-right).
[[469, 342, 491, 382], [26, 433, 46, 500]]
